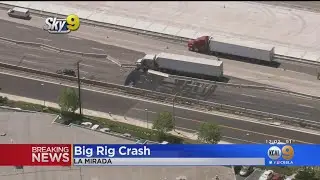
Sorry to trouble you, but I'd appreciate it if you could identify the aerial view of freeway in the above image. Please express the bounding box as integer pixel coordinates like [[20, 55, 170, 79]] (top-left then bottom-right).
[[0, 1, 319, 180]]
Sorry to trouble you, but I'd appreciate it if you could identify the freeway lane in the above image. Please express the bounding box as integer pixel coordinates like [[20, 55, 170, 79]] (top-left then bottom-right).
[[0, 19, 145, 63], [1, 41, 319, 122], [136, 72, 320, 122], [211, 87, 320, 121], [0, 41, 132, 84], [0, 73, 319, 144]]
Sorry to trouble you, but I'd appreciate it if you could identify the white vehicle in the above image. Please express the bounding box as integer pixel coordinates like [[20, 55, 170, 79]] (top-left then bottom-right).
[[239, 166, 254, 176], [7, 7, 30, 19], [160, 141, 169, 144], [136, 52, 223, 79], [259, 170, 274, 180], [81, 122, 92, 127], [91, 124, 99, 130], [100, 128, 110, 132]]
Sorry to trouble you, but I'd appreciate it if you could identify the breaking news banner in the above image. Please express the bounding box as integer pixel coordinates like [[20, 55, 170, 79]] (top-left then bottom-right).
[[72, 144, 320, 166], [0, 144, 71, 166], [0, 144, 319, 166]]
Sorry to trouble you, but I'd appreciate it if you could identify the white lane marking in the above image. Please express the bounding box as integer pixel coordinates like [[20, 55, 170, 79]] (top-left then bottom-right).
[[36, 38, 52, 42], [80, 63, 94, 68], [237, 100, 255, 105], [297, 104, 314, 109], [91, 47, 104, 51], [241, 94, 257, 98], [16, 26, 30, 30], [23, 60, 38, 64], [80, 70, 89, 74], [25, 54, 41, 58], [1, 70, 320, 137], [296, 111, 309, 115], [40, 46, 60, 53], [68, 36, 82, 40]]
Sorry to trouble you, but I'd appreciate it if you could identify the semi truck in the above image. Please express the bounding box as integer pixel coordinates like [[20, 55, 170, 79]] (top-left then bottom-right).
[[135, 52, 223, 80], [187, 36, 275, 62]]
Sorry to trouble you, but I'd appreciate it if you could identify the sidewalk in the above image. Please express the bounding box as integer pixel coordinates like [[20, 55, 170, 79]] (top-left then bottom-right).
[[0, 92, 233, 144]]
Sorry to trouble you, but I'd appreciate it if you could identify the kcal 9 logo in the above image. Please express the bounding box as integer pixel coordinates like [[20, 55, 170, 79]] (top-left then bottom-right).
[[267, 145, 294, 160]]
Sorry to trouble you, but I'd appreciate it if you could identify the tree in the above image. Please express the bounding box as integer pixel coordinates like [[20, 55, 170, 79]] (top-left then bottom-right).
[[294, 167, 318, 180], [197, 122, 221, 144], [58, 87, 79, 113], [315, 167, 320, 179], [152, 111, 175, 134]]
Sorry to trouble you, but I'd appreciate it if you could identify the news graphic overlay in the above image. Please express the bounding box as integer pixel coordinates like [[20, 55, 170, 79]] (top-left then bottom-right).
[[31, 145, 71, 166], [0, 144, 71, 166], [43, 14, 80, 34], [72, 144, 267, 166], [0, 144, 318, 166], [267, 145, 295, 165]]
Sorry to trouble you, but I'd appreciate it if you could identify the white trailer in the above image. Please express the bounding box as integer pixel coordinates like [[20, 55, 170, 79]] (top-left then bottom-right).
[[209, 37, 275, 62], [155, 53, 223, 77]]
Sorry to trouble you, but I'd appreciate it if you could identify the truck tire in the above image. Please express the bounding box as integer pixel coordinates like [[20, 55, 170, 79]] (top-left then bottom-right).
[[188, 47, 194, 51]]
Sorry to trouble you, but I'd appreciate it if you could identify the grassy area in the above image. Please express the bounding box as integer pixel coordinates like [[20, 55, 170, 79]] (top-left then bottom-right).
[[0, 97, 193, 144]]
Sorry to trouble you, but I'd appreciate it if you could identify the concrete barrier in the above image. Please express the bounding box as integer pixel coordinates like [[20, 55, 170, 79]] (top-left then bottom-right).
[[40, 44, 61, 52], [82, 52, 108, 59], [16, 41, 42, 47]]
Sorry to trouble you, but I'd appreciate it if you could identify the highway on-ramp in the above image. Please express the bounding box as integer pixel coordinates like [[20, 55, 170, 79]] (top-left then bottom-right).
[[0, 73, 319, 144]]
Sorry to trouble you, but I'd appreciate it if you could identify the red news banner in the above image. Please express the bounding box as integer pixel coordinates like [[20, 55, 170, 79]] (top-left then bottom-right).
[[0, 144, 71, 166]]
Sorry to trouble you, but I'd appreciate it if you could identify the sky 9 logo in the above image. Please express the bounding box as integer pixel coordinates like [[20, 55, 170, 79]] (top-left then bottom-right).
[[43, 14, 80, 34]]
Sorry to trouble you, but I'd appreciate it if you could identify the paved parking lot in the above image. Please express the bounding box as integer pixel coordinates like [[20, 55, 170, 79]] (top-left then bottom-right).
[[0, 110, 235, 180]]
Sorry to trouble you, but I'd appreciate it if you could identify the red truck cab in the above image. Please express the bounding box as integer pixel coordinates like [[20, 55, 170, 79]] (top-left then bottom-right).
[[187, 36, 210, 53]]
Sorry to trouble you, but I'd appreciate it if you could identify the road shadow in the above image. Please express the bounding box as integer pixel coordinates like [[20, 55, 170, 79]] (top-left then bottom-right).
[[209, 52, 281, 68], [124, 69, 142, 86], [8, 15, 32, 20], [125, 70, 218, 101]]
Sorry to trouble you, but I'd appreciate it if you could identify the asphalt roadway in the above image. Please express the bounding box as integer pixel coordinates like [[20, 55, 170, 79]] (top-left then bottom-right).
[[0, 73, 320, 144], [135, 72, 320, 122], [0, 10, 319, 98], [0, 19, 145, 63], [0, 40, 133, 84], [0, 18, 318, 77], [1, 40, 320, 122]]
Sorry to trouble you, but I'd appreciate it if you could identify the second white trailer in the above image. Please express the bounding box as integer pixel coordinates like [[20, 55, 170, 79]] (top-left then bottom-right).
[[209, 37, 275, 62], [154, 53, 223, 77]]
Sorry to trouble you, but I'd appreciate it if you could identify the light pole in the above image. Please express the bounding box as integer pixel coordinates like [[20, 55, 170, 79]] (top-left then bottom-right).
[[76, 61, 82, 116], [41, 83, 45, 106], [172, 92, 178, 130], [145, 109, 149, 128]]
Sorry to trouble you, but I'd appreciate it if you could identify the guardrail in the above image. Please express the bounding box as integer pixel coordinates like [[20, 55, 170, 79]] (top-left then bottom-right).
[[0, 60, 319, 130], [1, 35, 319, 100], [274, 54, 320, 66], [168, 74, 320, 100], [0, 3, 319, 66]]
